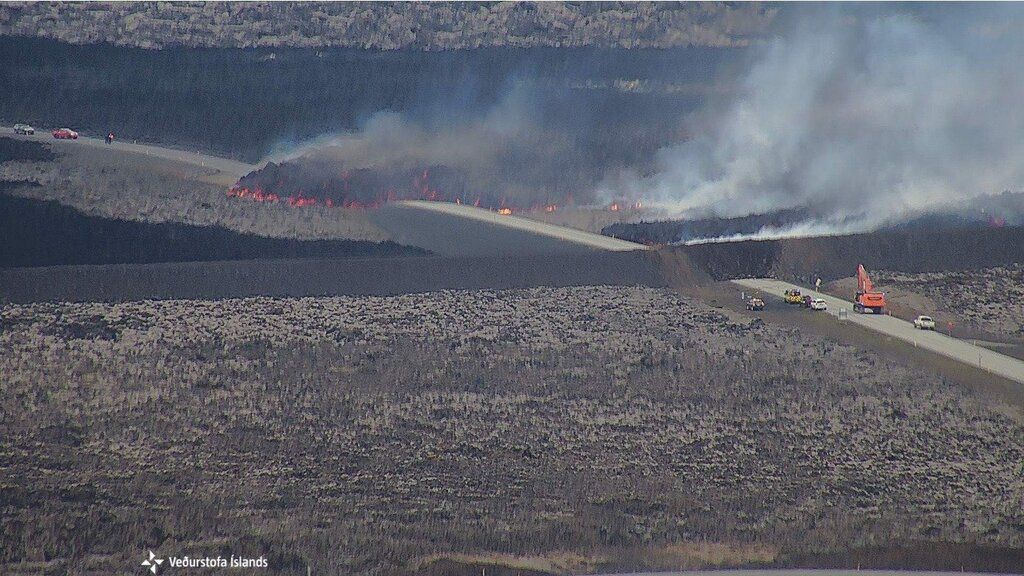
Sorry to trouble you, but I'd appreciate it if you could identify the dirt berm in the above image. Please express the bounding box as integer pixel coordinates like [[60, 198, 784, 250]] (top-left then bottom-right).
[[674, 225, 1024, 282], [0, 251, 666, 303]]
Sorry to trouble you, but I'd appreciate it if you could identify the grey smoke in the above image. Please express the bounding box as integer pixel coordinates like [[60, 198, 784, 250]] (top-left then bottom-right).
[[631, 5, 1024, 238], [261, 82, 637, 208], [260, 5, 1024, 234]]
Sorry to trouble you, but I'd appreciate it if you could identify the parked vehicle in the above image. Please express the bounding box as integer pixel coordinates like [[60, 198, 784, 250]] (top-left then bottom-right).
[[13, 123, 35, 135], [810, 298, 828, 311], [52, 128, 78, 139], [746, 297, 765, 311], [784, 289, 803, 304], [913, 315, 936, 330]]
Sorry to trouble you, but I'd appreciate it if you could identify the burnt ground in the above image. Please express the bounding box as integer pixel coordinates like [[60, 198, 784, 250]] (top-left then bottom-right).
[[0, 137, 391, 241], [0, 188, 423, 269], [0, 136, 57, 163], [606, 192, 1024, 245], [0, 252, 664, 303], [603, 208, 812, 245], [1, 286, 1022, 575], [672, 225, 1024, 282]]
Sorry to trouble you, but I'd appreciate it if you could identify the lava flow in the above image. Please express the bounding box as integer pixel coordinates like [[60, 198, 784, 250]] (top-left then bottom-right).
[[226, 160, 646, 215]]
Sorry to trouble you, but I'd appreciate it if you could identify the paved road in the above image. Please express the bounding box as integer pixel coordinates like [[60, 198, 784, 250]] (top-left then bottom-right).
[[6, 125, 647, 251], [396, 200, 648, 252], [734, 278, 1024, 385], [3, 126, 258, 178]]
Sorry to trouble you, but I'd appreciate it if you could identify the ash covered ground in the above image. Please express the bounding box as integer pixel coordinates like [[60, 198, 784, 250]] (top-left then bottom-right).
[[2, 286, 1022, 575]]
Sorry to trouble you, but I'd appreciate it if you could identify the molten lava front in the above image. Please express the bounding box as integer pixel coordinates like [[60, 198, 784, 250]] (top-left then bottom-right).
[[226, 160, 644, 215]]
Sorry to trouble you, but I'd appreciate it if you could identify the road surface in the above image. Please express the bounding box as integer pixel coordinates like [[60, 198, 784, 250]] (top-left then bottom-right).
[[392, 200, 648, 253], [3, 125, 257, 179], [5, 127, 647, 254], [734, 278, 1024, 385]]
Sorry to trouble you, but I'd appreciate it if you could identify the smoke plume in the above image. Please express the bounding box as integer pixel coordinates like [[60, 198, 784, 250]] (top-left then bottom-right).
[[246, 82, 650, 210], [241, 5, 1024, 239], [632, 5, 1024, 238]]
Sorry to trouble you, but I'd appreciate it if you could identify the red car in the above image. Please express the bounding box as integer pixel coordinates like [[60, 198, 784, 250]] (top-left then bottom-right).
[[52, 128, 79, 139]]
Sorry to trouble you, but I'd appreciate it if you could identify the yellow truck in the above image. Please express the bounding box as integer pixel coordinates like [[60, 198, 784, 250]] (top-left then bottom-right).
[[783, 289, 803, 305]]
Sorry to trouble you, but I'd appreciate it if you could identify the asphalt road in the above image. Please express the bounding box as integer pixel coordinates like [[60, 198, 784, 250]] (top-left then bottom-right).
[[3, 125, 257, 178], [5, 126, 648, 255], [734, 278, 1024, 385], [381, 200, 648, 254]]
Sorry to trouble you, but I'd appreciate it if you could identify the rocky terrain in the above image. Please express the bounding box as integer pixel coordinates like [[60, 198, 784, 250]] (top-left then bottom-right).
[[1, 286, 1022, 575], [0, 137, 389, 242], [875, 265, 1024, 340], [0, 2, 774, 50]]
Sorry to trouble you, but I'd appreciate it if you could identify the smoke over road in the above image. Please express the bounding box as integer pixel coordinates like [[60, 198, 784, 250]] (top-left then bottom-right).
[[631, 5, 1024, 238], [238, 82, 659, 210], [237, 5, 1024, 240]]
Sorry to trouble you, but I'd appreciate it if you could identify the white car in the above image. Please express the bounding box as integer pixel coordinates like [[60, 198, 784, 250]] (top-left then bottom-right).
[[914, 315, 936, 330], [809, 298, 827, 311], [13, 123, 35, 135]]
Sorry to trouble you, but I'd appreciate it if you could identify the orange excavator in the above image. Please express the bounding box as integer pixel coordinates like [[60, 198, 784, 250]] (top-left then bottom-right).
[[854, 264, 886, 314]]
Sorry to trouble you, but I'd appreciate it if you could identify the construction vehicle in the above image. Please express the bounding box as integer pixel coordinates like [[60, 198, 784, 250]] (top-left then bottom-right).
[[784, 289, 803, 305], [854, 264, 886, 314]]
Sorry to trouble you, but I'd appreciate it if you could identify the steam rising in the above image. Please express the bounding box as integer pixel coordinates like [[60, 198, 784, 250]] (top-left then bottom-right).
[[636, 5, 1024, 236]]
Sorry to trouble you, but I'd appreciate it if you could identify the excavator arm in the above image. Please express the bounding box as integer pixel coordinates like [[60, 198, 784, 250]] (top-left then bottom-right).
[[857, 264, 874, 293], [854, 264, 886, 313]]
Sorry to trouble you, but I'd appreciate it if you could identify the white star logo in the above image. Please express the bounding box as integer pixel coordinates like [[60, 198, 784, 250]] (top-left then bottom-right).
[[142, 550, 164, 574]]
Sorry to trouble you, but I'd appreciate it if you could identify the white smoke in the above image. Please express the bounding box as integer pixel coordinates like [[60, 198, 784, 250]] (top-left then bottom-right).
[[255, 83, 617, 208], [633, 5, 1024, 237]]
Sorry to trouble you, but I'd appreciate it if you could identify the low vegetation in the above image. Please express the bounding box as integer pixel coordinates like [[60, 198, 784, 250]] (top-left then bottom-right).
[[876, 264, 1024, 339], [2, 286, 1021, 574], [0, 3, 773, 50]]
